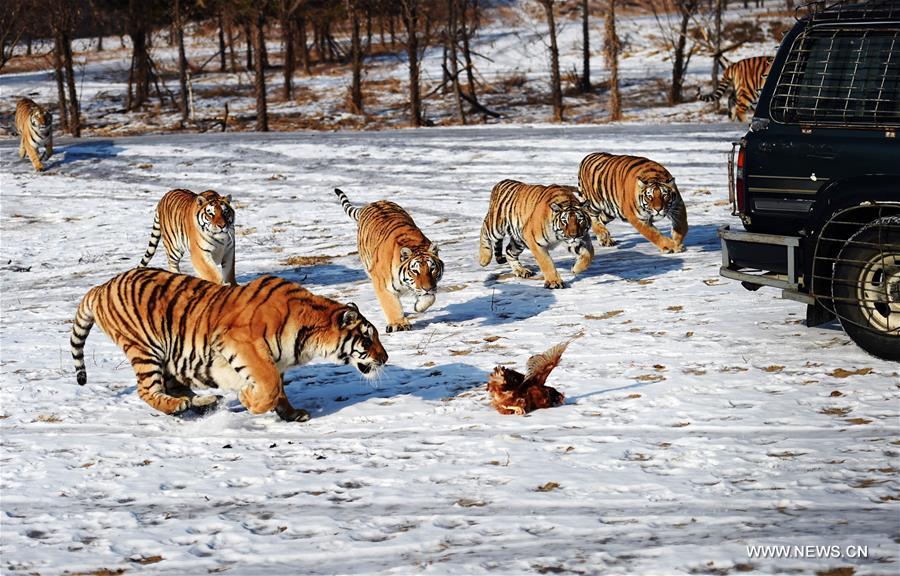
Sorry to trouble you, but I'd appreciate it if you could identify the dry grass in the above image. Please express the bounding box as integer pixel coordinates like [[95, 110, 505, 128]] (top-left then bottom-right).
[[281, 255, 333, 267]]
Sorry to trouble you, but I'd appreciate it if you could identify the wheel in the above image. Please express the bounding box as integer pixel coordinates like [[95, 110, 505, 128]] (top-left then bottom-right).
[[831, 217, 900, 361]]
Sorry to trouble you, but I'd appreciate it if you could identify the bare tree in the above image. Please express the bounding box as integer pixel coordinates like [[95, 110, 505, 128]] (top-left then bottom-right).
[[173, 0, 189, 124], [447, 0, 466, 123], [125, 0, 153, 110], [49, 0, 80, 136], [651, 0, 700, 105], [346, 0, 364, 114], [1, 0, 27, 72], [538, 0, 563, 122], [605, 0, 621, 120], [580, 0, 590, 93], [252, 8, 269, 131], [281, 0, 296, 99], [400, 0, 423, 127]]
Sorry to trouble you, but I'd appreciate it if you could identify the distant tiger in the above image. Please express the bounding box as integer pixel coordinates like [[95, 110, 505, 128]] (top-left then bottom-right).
[[15, 97, 53, 172], [334, 188, 444, 332], [578, 153, 688, 253], [70, 268, 387, 421], [478, 179, 593, 289], [140, 188, 236, 285], [699, 56, 772, 122]]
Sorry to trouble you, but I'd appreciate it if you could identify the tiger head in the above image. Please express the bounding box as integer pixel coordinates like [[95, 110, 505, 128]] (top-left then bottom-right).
[[196, 190, 235, 234], [399, 243, 443, 312], [636, 178, 678, 219], [329, 303, 388, 378], [30, 106, 52, 137], [549, 200, 591, 254]]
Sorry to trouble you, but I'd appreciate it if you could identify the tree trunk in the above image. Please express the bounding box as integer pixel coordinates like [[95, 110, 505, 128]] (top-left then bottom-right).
[[365, 8, 372, 51], [460, 0, 479, 105], [61, 29, 80, 136], [52, 31, 69, 133], [253, 12, 269, 131], [245, 22, 253, 71], [605, 0, 621, 120], [96, 35, 102, 52], [389, 13, 396, 47], [448, 0, 466, 124], [227, 20, 238, 73], [581, 0, 590, 92], [128, 24, 151, 110], [174, 0, 189, 124], [669, 3, 692, 104], [401, 1, 422, 127], [282, 4, 295, 99], [712, 0, 723, 86], [218, 13, 227, 72], [348, 1, 364, 114], [297, 15, 310, 74], [540, 0, 563, 122]]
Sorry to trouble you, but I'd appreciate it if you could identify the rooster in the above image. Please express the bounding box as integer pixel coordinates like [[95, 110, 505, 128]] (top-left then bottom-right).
[[487, 340, 570, 415]]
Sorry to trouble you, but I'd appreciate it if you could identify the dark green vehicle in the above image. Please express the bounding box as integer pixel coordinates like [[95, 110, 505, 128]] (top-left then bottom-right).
[[718, 0, 900, 360]]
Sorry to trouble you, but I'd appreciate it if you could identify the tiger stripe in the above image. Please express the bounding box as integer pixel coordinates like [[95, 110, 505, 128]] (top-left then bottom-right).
[[70, 268, 387, 420], [478, 179, 593, 289], [334, 188, 443, 332], [139, 188, 237, 285], [699, 56, 773, 122], [15, 97, 52, 172], [578, 152, 688, 253]]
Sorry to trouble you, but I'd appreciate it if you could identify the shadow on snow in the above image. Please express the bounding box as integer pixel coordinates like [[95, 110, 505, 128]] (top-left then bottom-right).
[[280, 360, 489, 418]]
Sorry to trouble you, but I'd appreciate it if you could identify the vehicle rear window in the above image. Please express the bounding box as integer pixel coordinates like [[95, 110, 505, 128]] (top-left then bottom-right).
[[770, 28, 900, 127]]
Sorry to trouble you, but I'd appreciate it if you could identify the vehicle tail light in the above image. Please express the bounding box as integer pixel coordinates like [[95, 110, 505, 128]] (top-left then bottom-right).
[[735, 144, 746, 214]]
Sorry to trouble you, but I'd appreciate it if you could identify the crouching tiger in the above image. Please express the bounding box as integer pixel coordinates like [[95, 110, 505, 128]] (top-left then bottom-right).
[[70, 268, 387, 421], [16, 97, 53, 172], [334, 188, 444, 332], [578, 152, 688, 254], [140, 188, 236, 285], [479, 179, 593, 289]]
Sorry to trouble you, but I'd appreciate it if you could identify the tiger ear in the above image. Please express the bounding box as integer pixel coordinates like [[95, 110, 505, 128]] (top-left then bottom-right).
[[665, 178, 676, 187], [429, 242, 439, 255], [223, 194, 232, 204], [195, 196, 206, 207], [549, 202, 562, 213], [399, 247, 413, 261], [636, 179, 647, 189], [339, 306, 359, 328]]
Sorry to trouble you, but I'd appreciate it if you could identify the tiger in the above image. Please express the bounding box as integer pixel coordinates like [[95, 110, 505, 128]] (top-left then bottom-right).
[[15, 97, 53, 172], [698, 56, 773, 123], [334, 188, 444, 333], [70, 268, 387, 421], [140, 188, 237, 285], [577, 152, 688, 254], [478, 179, 594, 289]]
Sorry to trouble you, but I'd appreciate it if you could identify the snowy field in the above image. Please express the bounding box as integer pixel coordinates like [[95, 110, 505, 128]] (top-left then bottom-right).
[[1, 124, 899, 575]]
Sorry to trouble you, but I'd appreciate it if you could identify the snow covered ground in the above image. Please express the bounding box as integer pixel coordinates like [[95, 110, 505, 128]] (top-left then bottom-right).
[[1, 124, 898, 575]]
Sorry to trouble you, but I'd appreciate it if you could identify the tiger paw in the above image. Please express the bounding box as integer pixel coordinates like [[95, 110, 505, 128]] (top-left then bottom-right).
[[544, 280, 566, 289], [34, 162, 45, 172], [385, 321, 411, 333], [597, 236, 616, 247], [414, 293, 436, 313], [190, 395, 222, 415], [173, 397, 192, 414], [513, 267, 534, 279], [275, 405, 310, 423]]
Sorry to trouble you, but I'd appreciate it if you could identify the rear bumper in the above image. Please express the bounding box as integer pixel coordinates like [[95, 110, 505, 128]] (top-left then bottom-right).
[[717, 225, 813, 304]]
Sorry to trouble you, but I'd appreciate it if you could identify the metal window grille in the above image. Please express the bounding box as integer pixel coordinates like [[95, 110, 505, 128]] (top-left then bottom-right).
[[770, 24, 900, 127]]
